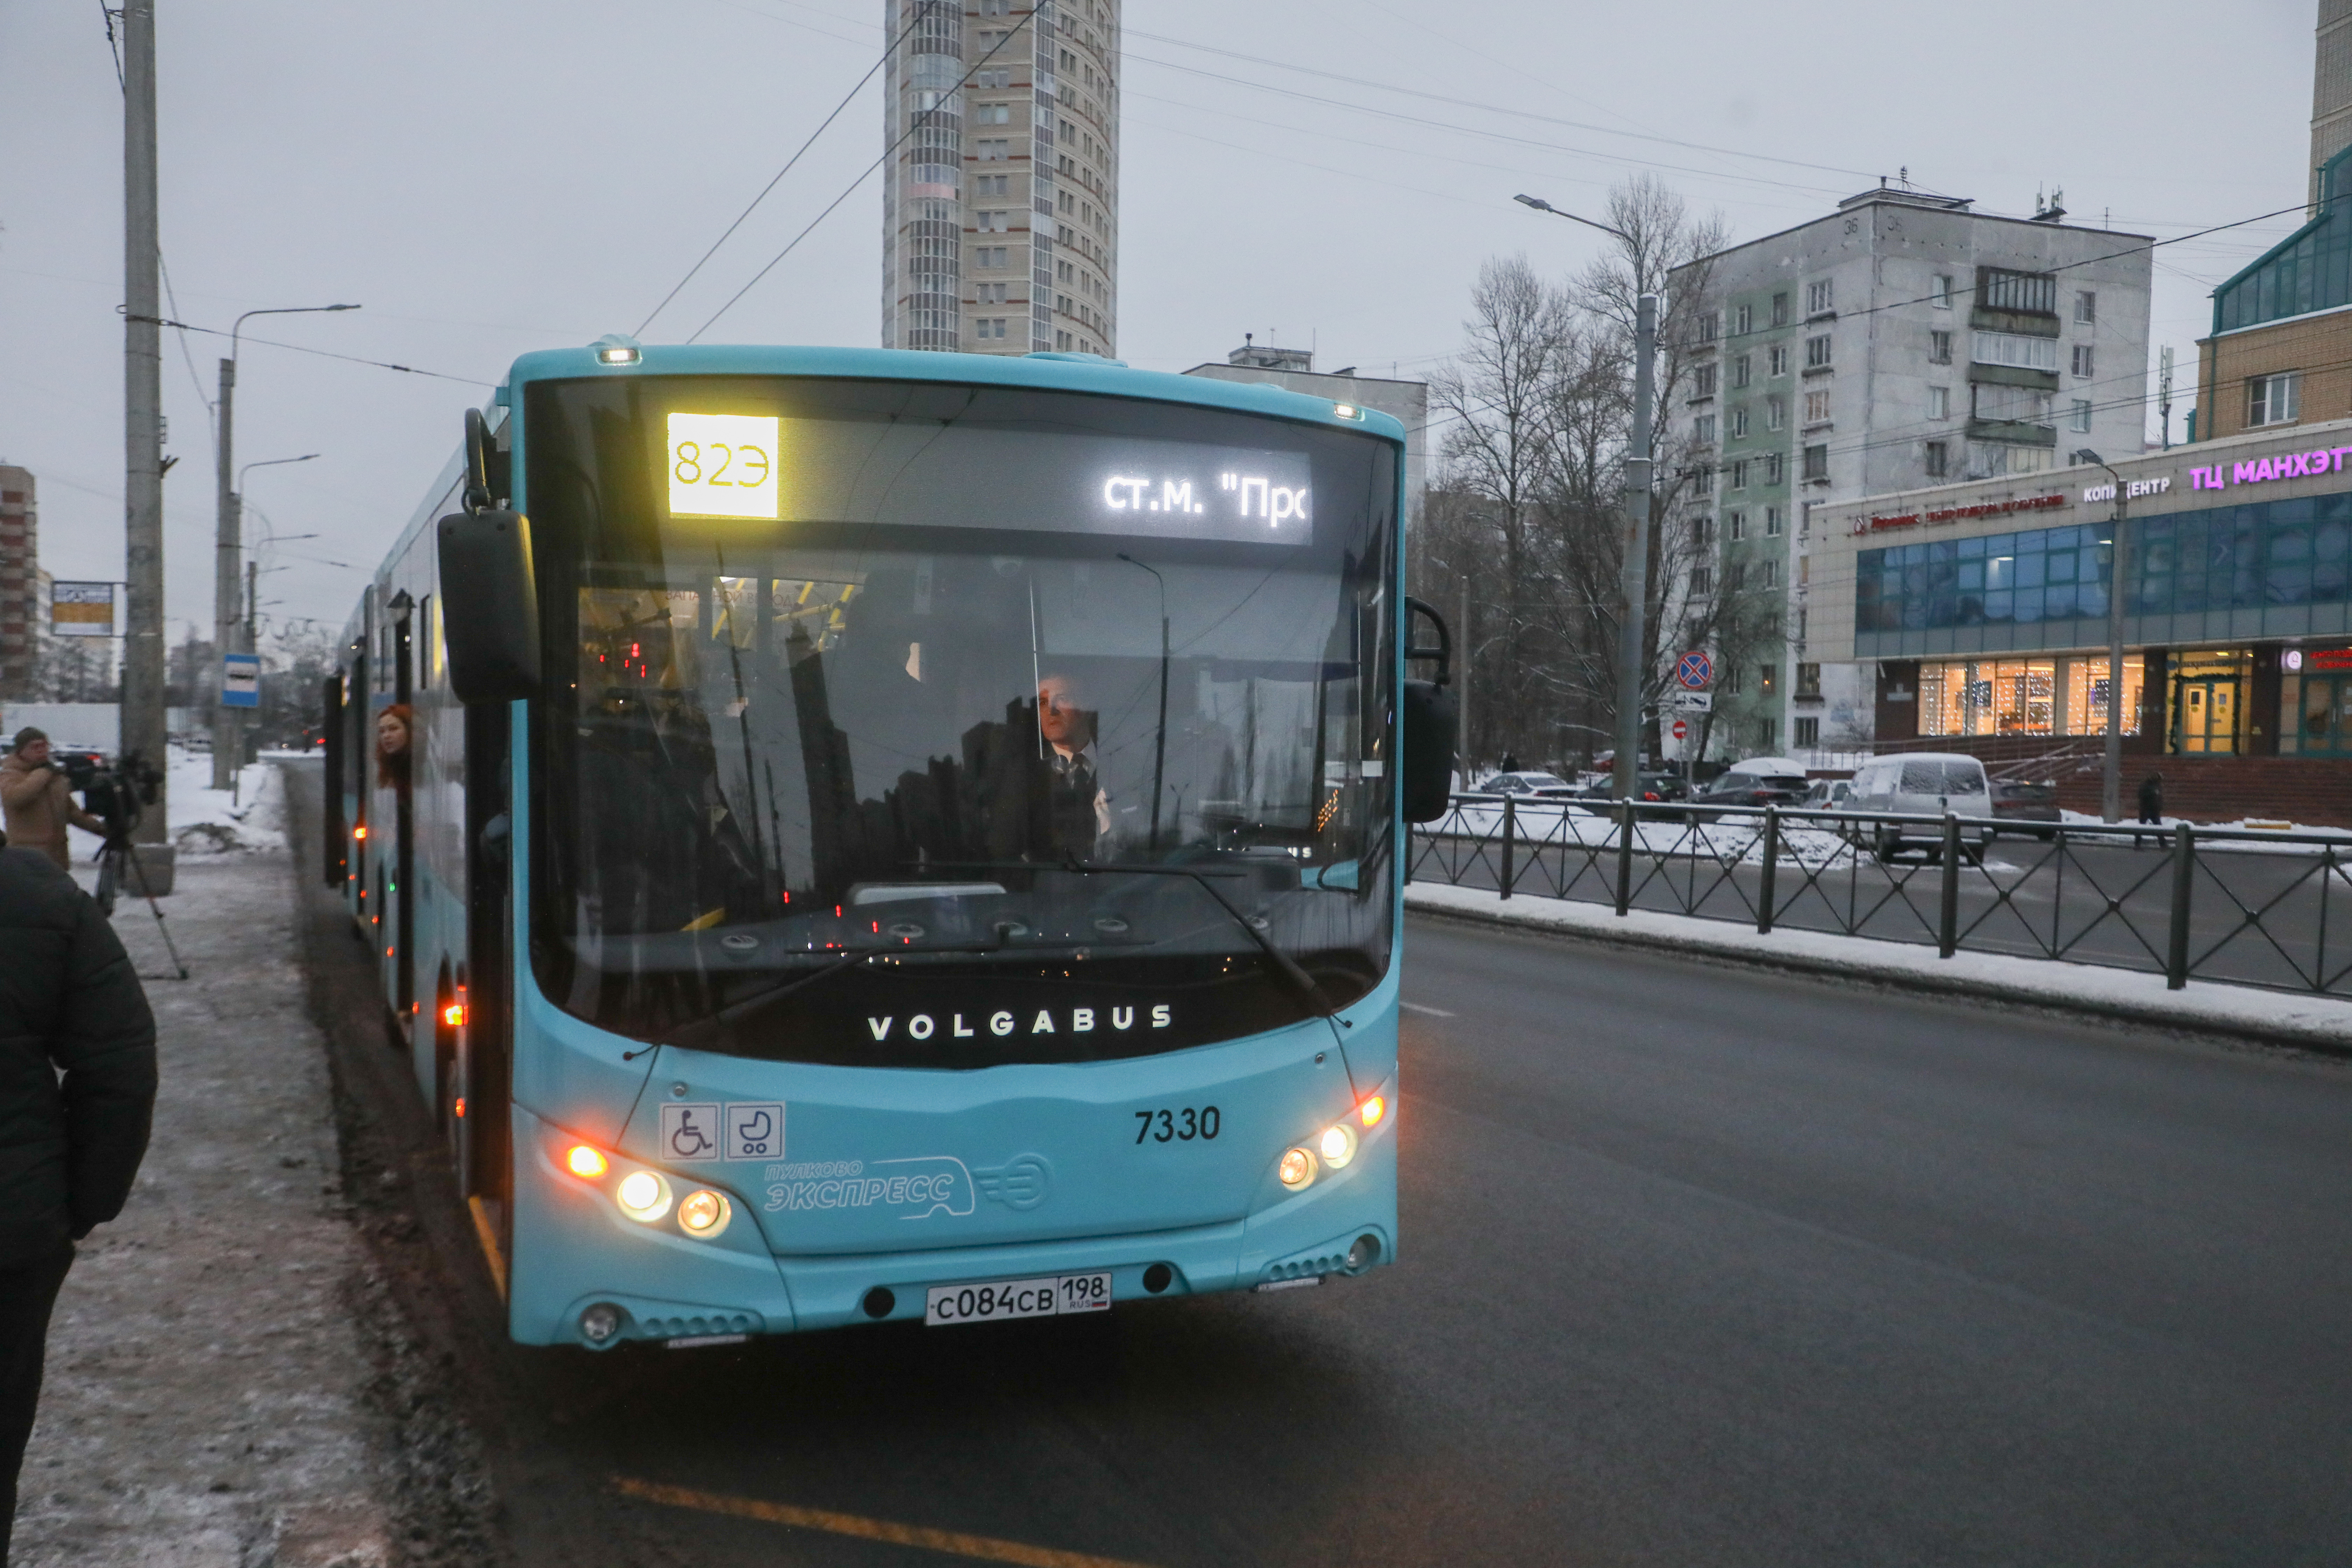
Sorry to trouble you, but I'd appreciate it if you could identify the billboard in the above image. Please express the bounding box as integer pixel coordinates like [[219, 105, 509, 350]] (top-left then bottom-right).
[[50, 581, 115, 637]]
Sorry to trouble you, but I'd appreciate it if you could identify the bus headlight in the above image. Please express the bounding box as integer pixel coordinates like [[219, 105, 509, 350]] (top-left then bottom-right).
[[1318, 1122, 1358, 1169], [1278, 1147, 1317, 1190], [677, 1189, 732, 1239], [616, 1170, 671, 1222]]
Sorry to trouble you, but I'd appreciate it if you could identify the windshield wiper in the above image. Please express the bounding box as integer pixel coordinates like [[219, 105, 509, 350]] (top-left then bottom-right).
[[936, 859, 1336, 1018]]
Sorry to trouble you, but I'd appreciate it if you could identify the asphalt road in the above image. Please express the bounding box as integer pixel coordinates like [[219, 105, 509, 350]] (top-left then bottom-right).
[[285, 767, 2352, 1566]]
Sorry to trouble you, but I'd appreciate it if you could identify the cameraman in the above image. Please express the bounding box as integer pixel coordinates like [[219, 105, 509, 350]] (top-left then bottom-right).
[[1, 730, 107, 872]]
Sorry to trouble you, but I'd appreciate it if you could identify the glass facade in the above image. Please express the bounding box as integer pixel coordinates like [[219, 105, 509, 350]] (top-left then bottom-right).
[[1857, 494, 2352, 633], [2213, 144, 2352, 335], [1858, 523, 2109, 632]]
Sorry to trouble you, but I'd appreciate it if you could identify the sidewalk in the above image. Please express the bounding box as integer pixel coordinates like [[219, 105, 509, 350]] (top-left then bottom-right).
[[13, 848, 394, 1566], [1405, 882, 2352, 1054]]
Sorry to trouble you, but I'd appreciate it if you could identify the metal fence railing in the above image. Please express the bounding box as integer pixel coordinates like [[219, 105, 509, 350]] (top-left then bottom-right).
[[1407, 797, 2352, 999]]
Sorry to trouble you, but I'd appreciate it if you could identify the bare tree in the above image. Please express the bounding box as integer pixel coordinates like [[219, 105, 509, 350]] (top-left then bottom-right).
[[1416, 177, 1741, 778], [1426, 255, 1573, 770]]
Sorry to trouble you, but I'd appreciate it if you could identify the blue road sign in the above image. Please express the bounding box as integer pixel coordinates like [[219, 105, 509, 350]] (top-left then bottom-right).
[[221, 652, 261, 709], [1676, 650, 1713, 690]]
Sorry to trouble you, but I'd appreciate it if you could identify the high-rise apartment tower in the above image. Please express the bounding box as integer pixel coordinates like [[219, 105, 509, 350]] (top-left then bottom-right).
[[0, 466, 37, 697], [881, 0, 1119, 357]]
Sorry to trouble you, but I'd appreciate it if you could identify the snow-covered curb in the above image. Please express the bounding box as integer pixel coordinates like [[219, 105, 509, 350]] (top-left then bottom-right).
[[1405, 881, 2352, 1053]]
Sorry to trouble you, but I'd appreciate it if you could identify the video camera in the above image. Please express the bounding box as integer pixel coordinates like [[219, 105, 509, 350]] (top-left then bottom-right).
[[60, 750, 163, 842]]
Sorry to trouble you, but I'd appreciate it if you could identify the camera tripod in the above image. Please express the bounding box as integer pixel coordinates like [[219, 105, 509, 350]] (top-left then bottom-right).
[[94, 830, 188, 981]]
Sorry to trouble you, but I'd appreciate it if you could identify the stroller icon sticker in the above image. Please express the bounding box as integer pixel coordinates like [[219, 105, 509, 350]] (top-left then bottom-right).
[[725, 1101, 786, 1162], [660, 1103, 721, 1162]]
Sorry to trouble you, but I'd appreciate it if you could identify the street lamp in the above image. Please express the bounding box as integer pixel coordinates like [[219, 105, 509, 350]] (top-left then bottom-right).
[[215, 303, 357, 786], [1517, 194, 1655, 803], [2076, 448, 2131, 822], [1513, 193, 1631, 242]]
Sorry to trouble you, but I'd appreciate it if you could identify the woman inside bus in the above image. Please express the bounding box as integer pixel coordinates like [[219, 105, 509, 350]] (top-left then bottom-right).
[[375, 704, 413, 795]]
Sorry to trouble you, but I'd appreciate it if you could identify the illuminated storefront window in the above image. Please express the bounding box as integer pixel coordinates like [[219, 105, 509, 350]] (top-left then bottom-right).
[[1919, 656, 2142, 737]]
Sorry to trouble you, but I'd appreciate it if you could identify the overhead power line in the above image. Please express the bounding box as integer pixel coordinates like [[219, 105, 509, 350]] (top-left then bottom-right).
[[636, 4, 927, 337], [124, 313, 490, 385], [688, 16, 1034, 342]]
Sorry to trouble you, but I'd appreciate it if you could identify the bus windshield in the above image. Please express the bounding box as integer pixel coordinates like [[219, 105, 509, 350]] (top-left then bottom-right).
[[522, 375, 1397, 1068]]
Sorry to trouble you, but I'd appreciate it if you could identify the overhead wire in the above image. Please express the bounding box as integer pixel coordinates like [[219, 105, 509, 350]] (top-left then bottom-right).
[[126, 313, 491, 385], [686, 15, 1036, 341], [636, 3, 927, 337]]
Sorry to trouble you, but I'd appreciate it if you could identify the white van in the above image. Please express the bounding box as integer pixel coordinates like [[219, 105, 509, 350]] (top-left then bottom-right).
[[1843, 752, 1993, 862]]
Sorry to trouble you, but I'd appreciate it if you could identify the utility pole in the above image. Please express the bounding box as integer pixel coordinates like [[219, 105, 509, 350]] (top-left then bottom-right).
[[214, 356, 238, 787], [2081, 451, 2132, 821], [1613, 293, 1659, 803], [121, 0, 167, 847], [213, 304, 355, 787], [1458, 570, 1472, 783]]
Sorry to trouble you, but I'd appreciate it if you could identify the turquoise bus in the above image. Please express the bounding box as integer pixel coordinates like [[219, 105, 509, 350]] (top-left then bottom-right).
[[323, 341, 1453, 1348]]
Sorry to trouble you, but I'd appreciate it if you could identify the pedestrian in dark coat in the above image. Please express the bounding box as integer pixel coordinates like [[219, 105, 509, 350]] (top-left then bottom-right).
[[0, 847, 156, 1564], [2137, 772, 2164, 825]]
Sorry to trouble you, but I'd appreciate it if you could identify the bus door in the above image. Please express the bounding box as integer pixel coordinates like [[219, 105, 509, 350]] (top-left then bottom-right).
[[348, 639, 369, 926], [394, 603, 416, 1018], [461, 697, 514, 1267], [322, 673, 346, 888]]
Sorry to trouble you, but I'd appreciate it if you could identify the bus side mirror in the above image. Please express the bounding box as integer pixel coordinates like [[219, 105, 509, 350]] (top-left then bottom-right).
[[1401, 596, 1457, 824], [436, 510, 541, 704]]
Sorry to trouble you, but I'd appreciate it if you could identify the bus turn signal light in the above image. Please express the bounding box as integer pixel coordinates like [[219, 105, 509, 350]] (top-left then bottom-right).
[[442, 1001, 466, 1028], [565, 1144, 608, 1180], [1359, 1094, 1385, 1128]]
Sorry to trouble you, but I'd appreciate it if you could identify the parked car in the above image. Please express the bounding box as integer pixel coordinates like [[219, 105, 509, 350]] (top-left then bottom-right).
[[1842, 752, 1994, 862], [1473, 771, 1578, 798], [1688, 757, 1812, 812], [1572, 771, 1686, 811], [1802, 777, 1854, 810], [1990, 778, 2061, 838]]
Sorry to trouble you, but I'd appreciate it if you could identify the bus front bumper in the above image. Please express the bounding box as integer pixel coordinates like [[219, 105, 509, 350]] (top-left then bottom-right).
[[507, 1099, 1397, 1348]]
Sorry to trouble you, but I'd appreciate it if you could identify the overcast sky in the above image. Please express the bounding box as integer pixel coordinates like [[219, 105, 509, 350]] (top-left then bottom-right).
[[0, 0, 2322, 643]]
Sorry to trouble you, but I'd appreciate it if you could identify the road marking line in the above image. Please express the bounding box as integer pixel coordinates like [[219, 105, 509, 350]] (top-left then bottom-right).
[[1400, 1001, 1455, 1017], [610, 1476, 1157, 1568]]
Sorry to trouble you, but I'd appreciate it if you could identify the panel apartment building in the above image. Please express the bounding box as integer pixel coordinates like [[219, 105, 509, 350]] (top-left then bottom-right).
[[0, 465, 36, 697], [881, 0, 1120, 358], [1669, 185, 2152, 756]]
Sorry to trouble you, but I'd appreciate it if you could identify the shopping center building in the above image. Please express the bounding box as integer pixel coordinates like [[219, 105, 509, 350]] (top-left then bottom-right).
[[1809, 416, 2352, 823]]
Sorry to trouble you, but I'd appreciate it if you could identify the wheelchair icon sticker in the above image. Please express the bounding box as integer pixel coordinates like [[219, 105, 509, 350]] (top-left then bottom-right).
[[725, 1101, 786, 1162], [660, 1103, 722, 1162]]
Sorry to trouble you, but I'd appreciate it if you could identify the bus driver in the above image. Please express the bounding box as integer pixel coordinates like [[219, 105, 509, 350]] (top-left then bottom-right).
[[1037, 673, 1111, 860]]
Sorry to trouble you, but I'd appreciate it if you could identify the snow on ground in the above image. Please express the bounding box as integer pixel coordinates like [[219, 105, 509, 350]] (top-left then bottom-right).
[[161, 743, 287, 855], [1424, 798, 2351, 866]]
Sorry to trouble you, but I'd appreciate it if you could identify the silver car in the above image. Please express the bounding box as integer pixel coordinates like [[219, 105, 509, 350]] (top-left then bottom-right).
[[1843, 752, 1994, 863]]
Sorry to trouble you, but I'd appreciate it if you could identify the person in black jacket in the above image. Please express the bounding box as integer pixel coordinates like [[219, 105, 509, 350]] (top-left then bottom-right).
[[0, 847, 156, 1563]]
